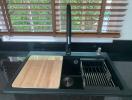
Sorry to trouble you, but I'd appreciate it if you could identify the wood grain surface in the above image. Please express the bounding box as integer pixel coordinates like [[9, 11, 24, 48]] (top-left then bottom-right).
[[12, 55, 63, 89]]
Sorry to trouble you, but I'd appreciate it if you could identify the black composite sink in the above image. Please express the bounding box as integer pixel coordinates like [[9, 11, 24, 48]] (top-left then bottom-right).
[[1, 52, 130, 96], [60, 53, 123, 90]]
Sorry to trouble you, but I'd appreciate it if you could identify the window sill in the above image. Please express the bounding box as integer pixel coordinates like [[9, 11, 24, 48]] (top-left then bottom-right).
[[2, 35, 114, 43]]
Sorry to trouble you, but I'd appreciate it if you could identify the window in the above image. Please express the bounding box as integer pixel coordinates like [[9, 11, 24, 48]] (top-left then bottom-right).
[[0, 0, 128, 37]]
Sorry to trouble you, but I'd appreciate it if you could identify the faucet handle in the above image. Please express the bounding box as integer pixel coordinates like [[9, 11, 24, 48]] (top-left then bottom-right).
[[96, 47, 102, 55]]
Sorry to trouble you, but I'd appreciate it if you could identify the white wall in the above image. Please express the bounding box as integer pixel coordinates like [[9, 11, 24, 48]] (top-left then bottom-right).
[[119, 0, 132, 40]]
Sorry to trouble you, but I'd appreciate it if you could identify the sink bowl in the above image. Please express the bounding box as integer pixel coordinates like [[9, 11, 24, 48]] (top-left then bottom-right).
[[60, 53, 123, 90], [60, 56, 83, 89]]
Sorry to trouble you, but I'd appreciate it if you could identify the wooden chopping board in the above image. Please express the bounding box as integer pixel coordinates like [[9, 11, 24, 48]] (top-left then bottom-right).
[[12, 55, 63, 89]]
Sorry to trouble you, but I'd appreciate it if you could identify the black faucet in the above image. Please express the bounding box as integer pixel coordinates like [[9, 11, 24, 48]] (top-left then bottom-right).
[[66, 4, 71, 56]]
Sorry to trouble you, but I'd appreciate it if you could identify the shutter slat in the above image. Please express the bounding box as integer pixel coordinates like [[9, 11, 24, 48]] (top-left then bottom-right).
[[55, 3, 128, 6], [55, 9, 127, 12]]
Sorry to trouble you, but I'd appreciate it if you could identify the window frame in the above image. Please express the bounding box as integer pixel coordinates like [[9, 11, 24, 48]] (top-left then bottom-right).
[[0, 0, 127, 38]]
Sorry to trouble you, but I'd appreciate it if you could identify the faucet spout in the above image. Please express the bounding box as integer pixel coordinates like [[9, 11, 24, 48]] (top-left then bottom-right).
[[66, 3, 71, 56]]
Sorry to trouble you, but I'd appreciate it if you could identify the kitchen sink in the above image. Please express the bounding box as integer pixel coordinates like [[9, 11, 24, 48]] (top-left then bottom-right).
[[60, 53, 123, 90]]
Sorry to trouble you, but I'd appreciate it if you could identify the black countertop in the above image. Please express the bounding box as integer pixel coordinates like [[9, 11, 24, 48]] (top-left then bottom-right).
[[0, 51, 132, 96], [0, 40, 132, 61], [113, 61, 132, 90]]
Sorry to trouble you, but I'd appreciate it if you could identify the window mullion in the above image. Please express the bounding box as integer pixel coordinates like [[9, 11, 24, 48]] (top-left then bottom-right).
[[97, 0, 107, 33], [51, 0, 56, 35]]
